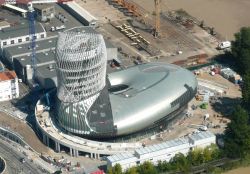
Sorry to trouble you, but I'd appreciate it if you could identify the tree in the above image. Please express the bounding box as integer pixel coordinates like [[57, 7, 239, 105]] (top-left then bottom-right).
[[125, 167, 138, 174], [210, 144, 222, 160], [242, 72, 250, 110], [156, 160, 172, 172], [113, 164, 122, 174], [137, 161, 157, 174], [231, 27, 250, 75], [171, 153, 191, 173], [224, 105, 250, 158], [107, 167, 114, 174], [187, 148, 204, 166], [203, 147, 213, 162]]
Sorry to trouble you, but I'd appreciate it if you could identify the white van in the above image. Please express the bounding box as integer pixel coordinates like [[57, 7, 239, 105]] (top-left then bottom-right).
[[218, 41, 231, 50]]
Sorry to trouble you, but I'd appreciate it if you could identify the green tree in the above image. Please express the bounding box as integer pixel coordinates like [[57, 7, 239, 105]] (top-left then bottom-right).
[[107, 167, 114, 174], [156, 160, 172, 172], [203, 147, 213, 162], [113, 164, 122, 174], [137, 161, 157, 174], [210, 144, 222, 159], [125, 167, 138, 174], [242, 72, 250, 110], [224, 105, 250, 158], [231, 27, 250, 75], [171, 153, 191, 173], [187, 148, 204, 166]]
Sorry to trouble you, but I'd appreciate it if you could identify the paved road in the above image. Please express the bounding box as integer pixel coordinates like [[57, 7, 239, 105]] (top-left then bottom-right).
[[0, 140, 43, 174]]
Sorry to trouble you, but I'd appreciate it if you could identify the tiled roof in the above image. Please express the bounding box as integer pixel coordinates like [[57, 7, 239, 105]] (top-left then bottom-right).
[[0, 71, 17, 81]]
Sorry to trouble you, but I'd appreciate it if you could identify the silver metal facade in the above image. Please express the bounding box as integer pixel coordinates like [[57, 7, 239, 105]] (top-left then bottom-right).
[[55, 27, 108, 135], [108, 63, 198, 135], [56, 28, 107, 103]]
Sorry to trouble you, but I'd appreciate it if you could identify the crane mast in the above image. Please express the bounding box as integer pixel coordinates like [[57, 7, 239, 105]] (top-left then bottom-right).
[[1, 0, 72, 87], [154, 0, 161, 37], [27, 3, 37, 84]]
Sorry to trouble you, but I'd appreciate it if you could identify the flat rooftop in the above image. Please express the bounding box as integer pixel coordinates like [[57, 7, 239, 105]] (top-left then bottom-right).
[[15, 50, 55, 67], [107, 152, 136, 163], [34, 4, 54, 10], [0, 20, 45, 40], [36, 63, 56, 79], [189, 131, 215, 142], [135, 137, 189, 156], [4, 37, 57, 57]]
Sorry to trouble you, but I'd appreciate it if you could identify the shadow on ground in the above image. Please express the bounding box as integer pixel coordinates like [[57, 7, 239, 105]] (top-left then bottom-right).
[[11, 90, 43, 126], [211, 96, 241, 117]]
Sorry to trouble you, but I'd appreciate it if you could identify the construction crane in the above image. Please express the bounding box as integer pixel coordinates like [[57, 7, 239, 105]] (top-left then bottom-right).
[[0, 0, 71, 87], [154, 0, 161, 37]]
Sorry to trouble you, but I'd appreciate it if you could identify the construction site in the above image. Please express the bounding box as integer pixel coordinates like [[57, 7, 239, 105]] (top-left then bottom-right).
[[77, 0, 219, 67], [0, 0, 245, 173]]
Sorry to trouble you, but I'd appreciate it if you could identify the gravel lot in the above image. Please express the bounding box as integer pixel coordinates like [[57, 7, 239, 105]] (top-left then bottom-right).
[[133, 0, 250, 40]]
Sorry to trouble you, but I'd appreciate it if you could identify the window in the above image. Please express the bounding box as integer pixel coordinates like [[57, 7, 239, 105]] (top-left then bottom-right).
[[34, 36, 37, 39], [41, 34, 44, 38], [3, 41, 7, 46], [11, 40, 14, 44], [18, 38, 22, 43], [26, 37, 29, 41]]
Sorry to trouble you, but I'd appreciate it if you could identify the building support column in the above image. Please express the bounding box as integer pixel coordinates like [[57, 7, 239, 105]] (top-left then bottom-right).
[[70, 148, 73, 156], [42, 134, 47, 145], [95, 153, 99, 159], [55, 142, 60, 152], [73, 149, 78, 157], [46, 136, 49, 147]]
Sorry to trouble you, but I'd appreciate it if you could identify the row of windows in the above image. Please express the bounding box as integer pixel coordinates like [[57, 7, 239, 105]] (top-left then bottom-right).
[[2, 34, 45, 46]]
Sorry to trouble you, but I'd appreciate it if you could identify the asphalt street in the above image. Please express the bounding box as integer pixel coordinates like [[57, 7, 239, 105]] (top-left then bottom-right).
[[0, 139, 43, 174]]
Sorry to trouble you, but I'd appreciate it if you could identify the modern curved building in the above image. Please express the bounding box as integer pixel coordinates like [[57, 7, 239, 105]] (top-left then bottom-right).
[[54, 27, 112, 135], [109, 63, 197, 136], [51, 27, 197, 138]]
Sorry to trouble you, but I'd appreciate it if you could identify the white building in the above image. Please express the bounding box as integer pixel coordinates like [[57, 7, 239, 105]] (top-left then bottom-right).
[[189, 131, 216, 148], [107, 131, 216, 171], [0, 21, 46, 49], [134, 138, 190, 165], [0, 71, 19, 102], [106, 153, 138, 171]]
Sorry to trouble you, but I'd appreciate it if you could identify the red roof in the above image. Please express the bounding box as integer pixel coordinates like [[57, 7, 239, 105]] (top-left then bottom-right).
[[0, 71, 17, 82], [91, 170, 105, 174]]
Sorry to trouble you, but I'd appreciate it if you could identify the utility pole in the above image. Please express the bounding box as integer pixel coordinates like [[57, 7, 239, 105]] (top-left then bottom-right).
[[154, 0, 161, 37]]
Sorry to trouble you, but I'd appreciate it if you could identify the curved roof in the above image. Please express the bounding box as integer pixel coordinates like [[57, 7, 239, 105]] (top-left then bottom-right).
[[108, 63, 197, 135]]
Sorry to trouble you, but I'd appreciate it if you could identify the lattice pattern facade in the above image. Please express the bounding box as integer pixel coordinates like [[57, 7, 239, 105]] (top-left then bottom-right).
[[56, 28, 107, 103], [55, 27, 109, 135]]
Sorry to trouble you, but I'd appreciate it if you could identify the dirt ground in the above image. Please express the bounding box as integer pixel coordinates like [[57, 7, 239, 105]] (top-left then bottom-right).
[[142, 71, 241, 145], [134, 0, 250, 40], [223, 167, 250, 174], [75, 0, 129, 23], [0, 112, 52, 155]]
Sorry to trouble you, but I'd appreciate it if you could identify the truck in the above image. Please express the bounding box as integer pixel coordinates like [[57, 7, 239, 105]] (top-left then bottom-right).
[[50, 25, 66, 32]]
